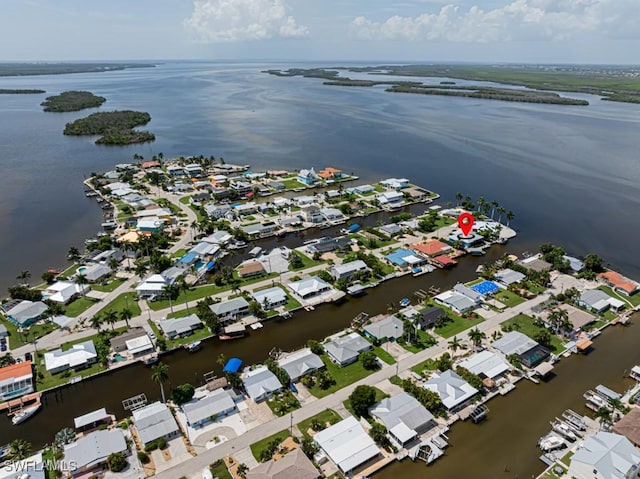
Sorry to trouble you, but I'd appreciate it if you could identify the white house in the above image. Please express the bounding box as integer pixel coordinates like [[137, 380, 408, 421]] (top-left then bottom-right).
[[458, 350, 511, 381], [42, 281, 88, 304], [277, 349, 324, 382], [78, 264, 112, 282], [44, 340, 97, 374], [433, 290, 478, 314], [242, 366, 283, 402], [136, 274, 170, 299], [132, 402, 180, 447], [287, 276, 333, 301], [63, 429, 127, 476], [495, 268, 526, 286], [423, 370, 478, 412], [209, 297, 250, 320], [376, 191, 404, 207], [330, 260, 370, 281], [251, 287, 288, 310], [568, 432, 640, 479], [363, 315, 404, 342], [370, 392, 436, 447], [157, 314, 203, 340], [182, 388, 237, 429], [579, 289, 626, 313], [380, 178, 409, 190], [324, 332, 372, 367]]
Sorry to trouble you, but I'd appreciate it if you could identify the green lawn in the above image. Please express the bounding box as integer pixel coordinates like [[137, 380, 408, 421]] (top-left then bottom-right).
[[209, 461, 232, 479], [493, 290, 526, 308], [343, 386, 389, 417], [2, 320, 58, 349], [400, 328, 437, 353], [282, 179, 304, 190], [297, 409, 342, 439], [266, 389, 300, 417], [412, 358, 437, 375], [250, 430, 291, 461], [147, 320, 212, 350], [598, 286, 640, 307], [288, 251, 321, 271], [91, 278, 125, 293], [502, 314, 564, 354], [308, 355, 376, 398], [97, 293, 141, 317], [170, 248, 187, 259], [64, 296, 100, 317], [35, 359, 108, 391], [373, 345, 396, 364], [434, 310, 484, 338]]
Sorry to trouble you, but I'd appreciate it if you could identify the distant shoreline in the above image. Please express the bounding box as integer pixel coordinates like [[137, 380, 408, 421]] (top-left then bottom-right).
[[0, 62, 155, 77]]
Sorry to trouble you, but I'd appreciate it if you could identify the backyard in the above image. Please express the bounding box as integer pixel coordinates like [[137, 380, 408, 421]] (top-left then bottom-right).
[[297, 409, 342, 439], [502, 314, 564, 354], [307, 355, 376, 398]]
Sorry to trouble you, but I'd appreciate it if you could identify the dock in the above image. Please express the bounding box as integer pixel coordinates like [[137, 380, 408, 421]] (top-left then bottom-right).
[[0, 392, 42, 414]]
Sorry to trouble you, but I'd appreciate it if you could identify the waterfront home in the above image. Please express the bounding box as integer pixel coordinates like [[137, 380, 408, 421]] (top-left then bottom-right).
[[0, 361, 33, 402], [563, 255, 585, 273], [495, 268, 526, 286], [325, 189, 342, 200], [431, 255, 458, 269], [242, 366, 283, 402], [313, 415, 381, 476], [44, 340, 97, 374], [209, 297, 250, 322], [212, 174, 229, 185], [86, 248, 124, 264], [568, 432, 640, 479], [380, 178, 409, 190], [433, 289, 478, 315], [385, 248, 426, 270], [363, 315, 404, 342], [124, 335, 155, 358], [297, 168, 318, 186], [211, 187, 232, 200], [612, 408, 640, 447], [137, 217, 166, 233], [423, 370, 479, 412], [417, 306, 447, 330], [189, 241, 221, 258], [135, 208, 173, 221], [235, 202, 257, 216], [157, 314, 203, 340], [492, 331, 549, 368], [202, 230, 233, 245], [141, 160, 161, 169], [63, 429, 127, 477], [272, 197, 291, 209], [182, 388, 237, 429], [306, 237, 352, 255], [3, 299, 48, 327], [78, 263, 111, 282], [370, 392, 436, 447], [277, 348, 324, 382], [349, 184, 375, 195], [42, 281, 88, 304], [287, 276, 333, 301], [246, 448, 319, 479], [454, 283, 486, 303], [190, 191, 211, 204], [330, 259, 370, 281], [231, 181, 253, 196], [411, 239, 452, 258], [73, 408, 112, 432], [378, 223, 402, 236], [320, 207, 345, 222], [517, 255, 552, 273], [136, 274, 171, 299], [376, 191, 404, 207], [167, 165, 186, 177], [318, 167, 343, 180], [238, 260, 266, 278], [294, 195, 316, 206], [541, 304, 595, 334], [301, 205, 323, 223], [242, 222, 278, 238], [578, 289, 626, 313], [204, 203, 233, 220], [132, 402, 180, 447], [109, 328, 150, 353], [448, 231, 484, 248], [184, 164, 203, 177], [0, 452, 46, 479], [324, 332, 372, 367], [597, 271, 639, 296], [251, 287, 288, 310], [458, 350, 511, 381], [268, 181, 286, 191]]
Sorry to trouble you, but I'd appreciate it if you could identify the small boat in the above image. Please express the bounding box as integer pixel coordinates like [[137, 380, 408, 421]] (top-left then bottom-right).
[[551, 420, 577, 442], [12, 404, 41, 426], [562, 409, 586, 431], [250, 322, 263, 330], [399, 298, 411, 307], [143, 355, 158, 365], [538, 434, 565, 452], [184, 341, 202, 352]]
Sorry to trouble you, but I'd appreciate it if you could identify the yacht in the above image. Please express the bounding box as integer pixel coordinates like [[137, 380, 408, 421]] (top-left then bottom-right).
[[11, 403, 41, 426], [184, 341, 202, 352], [551, 420, 578, 441], [538, 434, 565, 452]]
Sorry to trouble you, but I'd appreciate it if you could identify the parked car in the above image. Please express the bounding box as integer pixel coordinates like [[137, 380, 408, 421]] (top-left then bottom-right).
[[25, 352, 33, 362]]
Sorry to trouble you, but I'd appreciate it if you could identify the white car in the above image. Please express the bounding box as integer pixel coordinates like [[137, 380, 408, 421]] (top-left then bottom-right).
[[202, 468, 213, 479], [148, 332, 156, 341]]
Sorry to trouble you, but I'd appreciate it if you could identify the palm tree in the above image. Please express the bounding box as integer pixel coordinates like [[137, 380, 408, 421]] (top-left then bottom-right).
[[16, 270, 31, 286], [108, 257, 119, 271], [595, 406, 612, 430], [468, 328, 486, 350], [76, 273, 88, 298], [476, 196, 485, 213], [548, 308, 570, 335], [506, 210, 515, 227], [135, 262, 148, 279], [90, 314, 103, 331], [217, 353, 227, 368], [455, 192, 463, 206], [177, 278, 192, 314], [448, 336, 462, 354], [7, 439, 32, 461], [497, 206, 506, 224], [119, 308, 133, 328], [151, 362, 169, 403], [67, 246, 81, 263], [162, 284, 178, 314], [490, 201, 499, 220], [103, 310, 118, 331]]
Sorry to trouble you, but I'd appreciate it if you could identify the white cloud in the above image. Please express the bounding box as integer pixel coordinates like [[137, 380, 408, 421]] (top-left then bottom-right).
[[351, 0, 638, 43], [184, 0, 309, 43]]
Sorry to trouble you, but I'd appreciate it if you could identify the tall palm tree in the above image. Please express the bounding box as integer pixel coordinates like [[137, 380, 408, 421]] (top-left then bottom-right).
[[490, 201, 499, 220], [506, 210, 515, 227], [162, 284, 178, 314], [67, 246, 81, 263], [134, 262, 148, 279], [103, 310, 118, 331], [17, 270, 31, 286], [151, 362, 169, 403], [7, 439, 32, 461], [217, 353, 227, 368], [468, 328, 486, 351], [595, 406, 612, 430], [548, 308, 570, 335], [177, 278, 192, 313], [119, 308, 133, 328], [455, 192, 463, 206], [90, 313, 103, 331], [476, 196, 485, 213], [497, 206, 506, 224], [108, 257, 119, 271], [76, 273, 88, 298], [448, 336, 462, 354]]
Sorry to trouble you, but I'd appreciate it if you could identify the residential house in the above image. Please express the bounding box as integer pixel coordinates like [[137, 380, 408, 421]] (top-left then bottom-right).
[[203, 230, 233, 245], [209, 297, 250, 321], [242, 222, 277, 238], [492, 331, 549, 368], [73, 408, 112, 432], [63, 429, 127, 477], [79, 264, 112, 282], [458, 350, 511, 381], [136, 274, 171, 299], [579, 289, 626, 313], [370, 392, 436, 447], [0, 452, 45, 479], [301, 205, 324, 223], [189, 241, 220, 258], [563, 255, 585, 273], [211, 187, 231, 200], [380, 178, 409, 190], [320, 207, 345, 222], [167, 165, 186, 177], [495, 268, 526, 286], [42, 281, 88, 304], [109, 328, 149, 353], [0, 361, 34, 402], [324, 332, 372, 367], [423, 370, 478, 412], [317, 167, 343, 180], [137, 217, 166, 233], [182, 388, 237, 429], [243, 366, 283, 402], [204, 203, 233, 220], [598, 271, 639, 296], [417, 307, 446, 330], [385, 248, 426, 269], [350, 184, 375, 195], [330, 260, 370, 281], [246, 448, 319, 479], [376, 191, 404, 207], [448, 231, 484, 248], [295, 195, 316, 207], [313, 416, 381, 475], [277, 348, 324, 382], [379, 223, 402, 236], [251, 287, 288, 310], [231, 181, 253, 196], [568, 432, 640, 479], [544, 304, 596, 333], [433, 290, 478, 315], [517, 256, 552, 273], [287, 276, 333, 301], [124, 335, 154, 358], [431, 255, 458, 269], [411, 240, 452, 258], [267, 181, 286, 191], [235, 202, 257, 216], [132, 402, 180, 447], [44, 340, 97, 374], [4, 300, 48, 327], [306, 237, 352, 255], [297, 168, 318, 186], [184, 164, 203, 177], [190, 192, 211, 204], [157, 314, 203, 340], [612, 408, 640, 448], [363, 315, 404, 342], [238, 261, 267, 278]]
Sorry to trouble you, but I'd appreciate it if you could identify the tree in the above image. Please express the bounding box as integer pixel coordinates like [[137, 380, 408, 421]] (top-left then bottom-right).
[[348, 385, 376, 417], [16, 270, 31, 286], [237, 463, 249, 479], [301, 437, 319, 458], [360, 351, 379, 371], [490, 201, 499, 219], [369, 422, 390, 447], [533, 330, 552, 349], [448, 336, 462, 354], [307, 340, 324, 356], [468, 328, 486, 350], [217, 353, 227, 368], [288, 252, 303, 270], [54, 428, 76, 447], [595, 406, 612, 430], [172, 383, 195, 405], [151, 362, 170, 403], [135, 262, 148, 279], [107, 452, 127, 472], [496, 206, 506, 224], [108, 257, 119, 271], [548, 308, 571, 335], [90, 314, 103, 331], [7, 439, 32, 461], [0, 353, 15, 368], [67, 246, 81, 262], [76, 273, 88, 297], [455, 192, 463, 206], [41, 271, 56, 284], [177, 278, 192, 314], [316, 370, 335, 390], [103, 309, 118, 331], [506, 210, 515, 227], [162, 283, 179, 314], [119, 308, 133, 328], [435, 352, 452, 372], [583, 253, 604, 273]]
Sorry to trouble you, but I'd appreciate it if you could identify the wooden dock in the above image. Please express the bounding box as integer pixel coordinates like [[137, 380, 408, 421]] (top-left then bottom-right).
[[0, 392, 42, 414]]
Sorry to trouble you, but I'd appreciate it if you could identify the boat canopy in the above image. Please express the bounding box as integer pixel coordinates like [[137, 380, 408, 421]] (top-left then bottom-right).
[[223, 358, 243, 373]]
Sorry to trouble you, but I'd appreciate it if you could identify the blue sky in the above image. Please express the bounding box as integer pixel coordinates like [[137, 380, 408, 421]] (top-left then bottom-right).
[[2, 0, 639, 63]]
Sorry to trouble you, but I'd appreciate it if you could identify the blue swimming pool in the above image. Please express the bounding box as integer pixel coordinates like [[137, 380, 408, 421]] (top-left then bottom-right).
[[471, 280, 500, 295]]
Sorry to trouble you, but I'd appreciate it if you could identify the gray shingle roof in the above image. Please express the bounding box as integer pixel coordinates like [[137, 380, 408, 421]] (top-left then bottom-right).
[[63, 429, 126, 470], [133, 402, 179, 445], [371, 392, 434, 433], [324, 333, 371, 365], [363, 316, 404, 340], [277, 349, 324, 381], [243, 366, 283, 402], [182, 389, 236, 425]]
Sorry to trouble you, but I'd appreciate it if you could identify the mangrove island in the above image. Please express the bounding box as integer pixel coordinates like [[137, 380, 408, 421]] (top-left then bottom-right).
[[0, 88, 45, 94], [41, 90, 106, 112], [63, 110, 155, 145]]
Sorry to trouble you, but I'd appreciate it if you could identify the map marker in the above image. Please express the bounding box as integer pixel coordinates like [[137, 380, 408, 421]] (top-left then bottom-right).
[[458, 212, 475, 237]]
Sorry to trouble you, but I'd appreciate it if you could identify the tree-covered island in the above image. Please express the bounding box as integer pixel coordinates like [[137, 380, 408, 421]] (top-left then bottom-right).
[[63, 110, 155, 145], [0, 89, 45, 94], [41, 91, 106, 112]]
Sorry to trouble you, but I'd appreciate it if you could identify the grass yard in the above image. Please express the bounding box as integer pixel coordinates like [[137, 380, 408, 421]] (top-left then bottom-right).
[[343, 386, 389, 418], [97, 293, 141, 317], [288, 251, 321, 271], [297, 409, 342, 439], [282, 179, 304, 190], [91, 278, 126, 293], [35, 361, 107, 391], [598, 286, 640, 307], [2, 320, 58, 349], [434, 312, 484, 338], [64, 296, 100, 317], [373, 345, 396, 364], [308, 355, 376, 398], [266, 389, 300, 417], [411, 358, 438, 375], [493, 289, 526, 308], [250, 430, 291, 461], [502, 314, 564, 354], [147, 320, 212, 350], [400, 329, 437, 353], [209, 460, 232, 479]]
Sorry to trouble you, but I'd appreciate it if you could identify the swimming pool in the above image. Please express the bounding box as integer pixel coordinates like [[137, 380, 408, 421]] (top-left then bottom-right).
[[77, 266, 88, 274], [471, 280, 499, 295]]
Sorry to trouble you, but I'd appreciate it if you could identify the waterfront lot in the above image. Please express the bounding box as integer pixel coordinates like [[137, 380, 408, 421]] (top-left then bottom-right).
[[501, 313, 564, 353], [297, 409, 342, 439], [493, 289, 526, 308], [97, 292, 141, 316], [308, 355, 376, 398]]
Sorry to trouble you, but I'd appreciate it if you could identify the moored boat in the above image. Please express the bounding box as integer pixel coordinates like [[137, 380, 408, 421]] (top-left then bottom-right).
[[551, 419, 577, 441], [184, 340, 202, 352], [538, 434, 566, 452], [11, 403, 41, 426]]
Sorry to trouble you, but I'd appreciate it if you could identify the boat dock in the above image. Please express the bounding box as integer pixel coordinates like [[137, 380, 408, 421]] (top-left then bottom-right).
[[0, 392, 42, 415]]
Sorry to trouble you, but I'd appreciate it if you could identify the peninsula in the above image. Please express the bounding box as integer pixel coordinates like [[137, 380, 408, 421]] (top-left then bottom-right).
[[41, 90, 106, 112], [0, 62, 155, 77], [0, 88, 45, 94], [63, 110, 155, 145]]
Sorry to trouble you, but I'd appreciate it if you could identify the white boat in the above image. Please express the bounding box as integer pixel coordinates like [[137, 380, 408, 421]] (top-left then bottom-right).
[[538, 434, 565, 452], [184, 341, 202, 352], [562, 409, 586, 431], [551, 420, 577, 442], [12, 404, 41, 425]]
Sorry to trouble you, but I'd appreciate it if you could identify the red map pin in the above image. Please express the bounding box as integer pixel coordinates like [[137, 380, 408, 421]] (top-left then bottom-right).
[[457, 212, 475, 236]]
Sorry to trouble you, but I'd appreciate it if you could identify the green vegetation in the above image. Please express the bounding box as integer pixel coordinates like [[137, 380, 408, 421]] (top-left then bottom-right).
[[288, 251, 321, 271], [64, 296, 99, 317], [411, 358, 438, 375], [266, 389, 300, 417], [250, 430, 290, 462], [433, 309, 483, 338], [282, 179, 304, 189], [91, 278, 125, 292], [0, 62, 154, 77], [502, 314, 564, 354], [2, 320, 57, 349], [599, 286, 640, 307], [64, 110, 155, 145], [307, 355, 376, 398], [372, 345, 396, 364], [343, 386, 388, 417], [97, 293, 141, 317], [147, 320, 212, 350], [209, 460, 233, 479], [297, 409, 341, 439], [41, 91, 106, 112], [493, 289, 526, 308], [0, 89, 45, 94]]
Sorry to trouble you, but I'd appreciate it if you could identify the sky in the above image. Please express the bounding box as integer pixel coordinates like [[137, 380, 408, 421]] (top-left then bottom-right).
[[1, 0, 639, 63]]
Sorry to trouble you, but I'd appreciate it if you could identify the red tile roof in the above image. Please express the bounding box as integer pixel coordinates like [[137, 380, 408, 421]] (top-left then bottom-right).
[[141, 161, 161, 169], [598, 271, 638, 294], [412, 240, 450, 257], [0, 361, 32, 382], [432, 255, 457, 268]]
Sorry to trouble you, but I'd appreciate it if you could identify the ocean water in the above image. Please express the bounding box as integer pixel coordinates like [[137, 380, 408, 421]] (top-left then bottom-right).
[[1, 61, 640, 292]]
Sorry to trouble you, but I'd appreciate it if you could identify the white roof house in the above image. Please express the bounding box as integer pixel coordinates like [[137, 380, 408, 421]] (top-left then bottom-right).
[[63, 429, 127, 473], [363, 315, 404, 341], [458, 350, 510, 380], [330, 260, 370, 280], [209, 297, 250, 318], [423, 370, 478, 411], [277, 349, 324, 382], [370, 392, 435, 446], [495, 268, 526, 286], [136, 274, 169, 298], [157, 314, 203, 339], [579, 289, 626, 313], [324, 332, 372, 367], [202, 230, 233, 245], [0, 452, 45, 479], [5, 300, 48, 326], [182, 388, 237, 427], [73, 408, 110, 429], [44, 340, 97, 374], [125, 335, 154, 356], [433, 290, 478, 314], [376, 191, 404, 205], [133, 402, 180, 445], [251, 287, 288, 310], [569, 432, 640, 479], [492, 331, 539, 356], [287, 276, 332, 301], [42, 281, 88, 304], [314, 416, 381, 474], [79, 263, 112, 282], [243, 366, 283, 402]]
